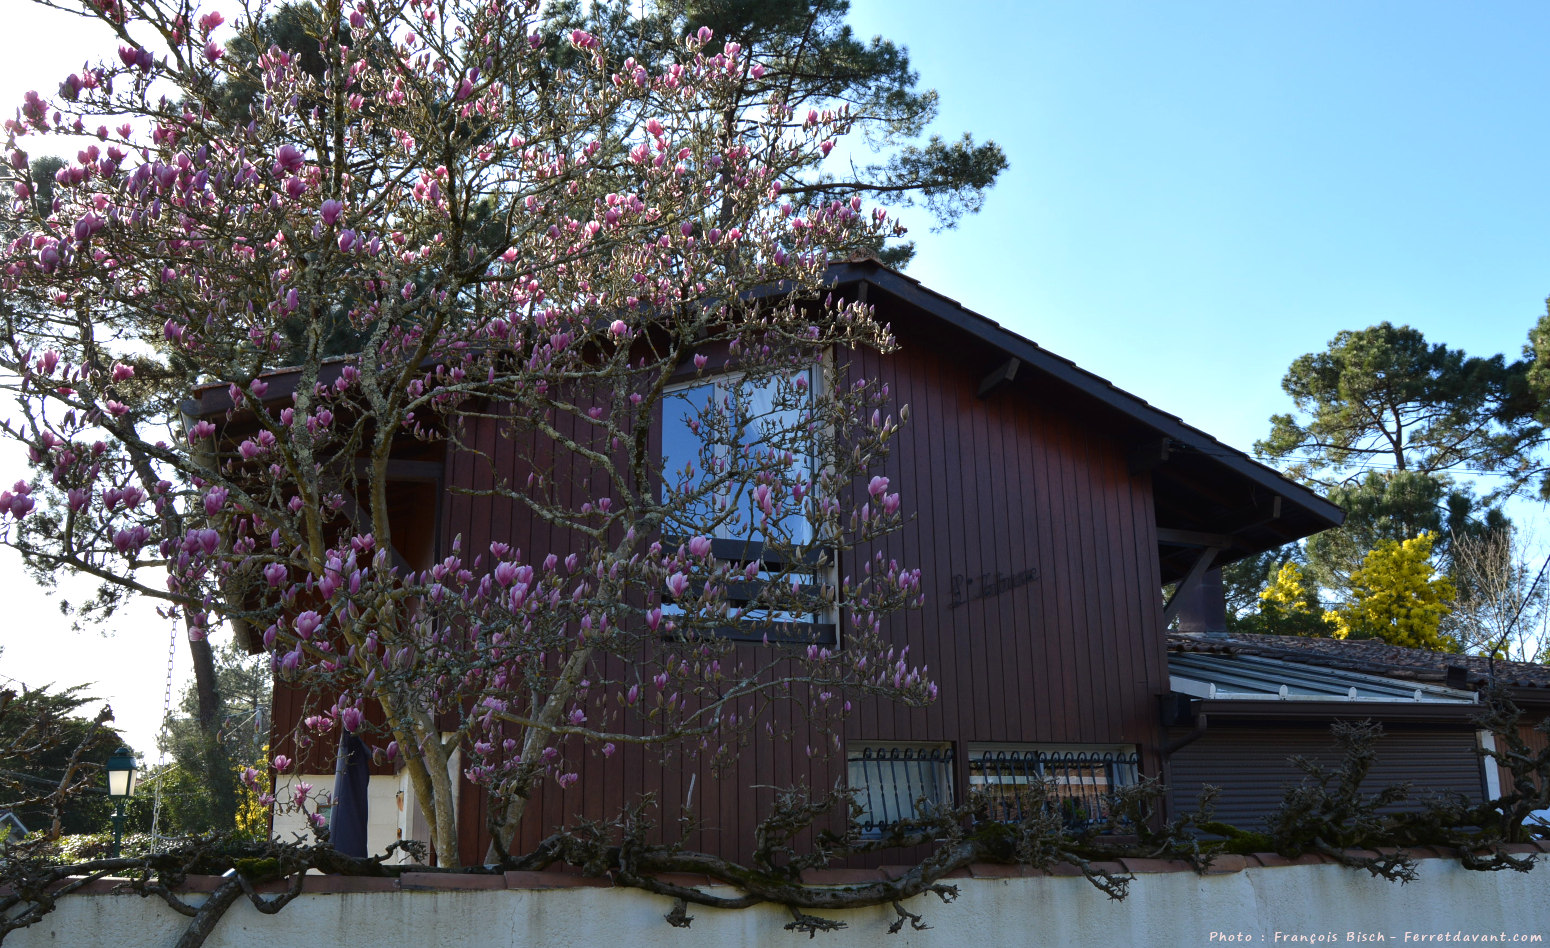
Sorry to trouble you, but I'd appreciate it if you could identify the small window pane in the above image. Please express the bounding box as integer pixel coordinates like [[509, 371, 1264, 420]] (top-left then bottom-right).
[[661, 373, 813, 544], [661, 382, 717, 502], [846, 743, 953, 835]]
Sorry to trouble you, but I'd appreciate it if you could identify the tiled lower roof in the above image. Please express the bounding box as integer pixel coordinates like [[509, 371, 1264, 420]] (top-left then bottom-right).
[[1168, 631, 1550, 692]]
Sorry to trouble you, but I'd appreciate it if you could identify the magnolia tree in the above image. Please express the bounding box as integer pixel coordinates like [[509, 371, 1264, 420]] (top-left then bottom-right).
[[0, 0, 933, 867]]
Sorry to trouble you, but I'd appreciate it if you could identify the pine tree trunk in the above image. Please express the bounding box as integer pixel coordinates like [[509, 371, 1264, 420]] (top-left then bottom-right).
[[187, 630, 237, 827]]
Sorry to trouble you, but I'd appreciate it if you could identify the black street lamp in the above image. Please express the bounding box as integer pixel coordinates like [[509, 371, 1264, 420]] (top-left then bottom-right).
[[105, 747, 137, 858]]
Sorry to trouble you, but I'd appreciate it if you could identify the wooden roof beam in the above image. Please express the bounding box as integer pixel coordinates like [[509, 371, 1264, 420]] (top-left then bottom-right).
[[1157, 527, 1235, 548], [351, 458, 444, 483]]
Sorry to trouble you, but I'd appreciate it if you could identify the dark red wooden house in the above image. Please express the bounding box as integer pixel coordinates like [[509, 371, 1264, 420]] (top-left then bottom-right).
[[241, 259, 1354, 861]]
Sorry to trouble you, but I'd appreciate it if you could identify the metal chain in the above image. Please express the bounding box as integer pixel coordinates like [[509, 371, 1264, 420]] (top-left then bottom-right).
[[148, 616, 178, 849]]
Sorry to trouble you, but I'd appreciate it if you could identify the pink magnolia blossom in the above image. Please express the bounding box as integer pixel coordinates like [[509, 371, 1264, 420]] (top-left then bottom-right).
[[6, 492, 35, 519], [294, 610, 322, 639], [272, 144, 304, 176]]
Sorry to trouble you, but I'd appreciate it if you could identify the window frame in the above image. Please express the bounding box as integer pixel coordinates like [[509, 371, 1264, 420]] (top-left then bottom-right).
[[964, 742, 1140, 829], [845, 741, 955, 837], [658, 364, 838, 645]]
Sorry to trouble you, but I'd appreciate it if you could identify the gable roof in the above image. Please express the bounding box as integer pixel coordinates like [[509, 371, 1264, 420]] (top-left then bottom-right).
[[825, 259, 1344, 577]]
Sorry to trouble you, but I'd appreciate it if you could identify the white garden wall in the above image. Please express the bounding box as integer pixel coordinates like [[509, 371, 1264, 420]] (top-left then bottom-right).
[[12, 849, 1549, 948]]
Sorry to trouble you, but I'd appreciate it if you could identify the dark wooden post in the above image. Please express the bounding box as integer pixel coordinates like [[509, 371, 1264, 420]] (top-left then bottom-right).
[[1174, 567, 1227, 635]]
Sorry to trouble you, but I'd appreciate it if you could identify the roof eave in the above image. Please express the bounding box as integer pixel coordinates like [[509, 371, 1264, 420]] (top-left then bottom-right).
[[1190, 699, 1484, 724], [827, 261, 1344, 534]]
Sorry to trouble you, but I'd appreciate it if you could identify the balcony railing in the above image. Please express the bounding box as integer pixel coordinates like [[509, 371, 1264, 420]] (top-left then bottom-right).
[[660, 536, 837, 646]]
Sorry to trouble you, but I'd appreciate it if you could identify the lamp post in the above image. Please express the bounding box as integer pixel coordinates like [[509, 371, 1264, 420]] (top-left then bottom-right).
[[105, 747, 137, 858]]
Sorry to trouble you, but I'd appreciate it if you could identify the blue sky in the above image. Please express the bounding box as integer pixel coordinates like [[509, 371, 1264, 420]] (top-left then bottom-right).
[[2, 0, 1549, 751], [847, 0, 1549, 467]]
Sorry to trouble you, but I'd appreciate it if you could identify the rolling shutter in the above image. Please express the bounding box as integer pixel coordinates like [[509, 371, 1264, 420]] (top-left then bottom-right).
[[1167, 726, 1485, 830]]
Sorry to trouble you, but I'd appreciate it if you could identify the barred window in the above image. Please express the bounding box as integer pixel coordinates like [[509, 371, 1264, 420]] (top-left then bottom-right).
[[965, 744, 1138, 828], [845, 742, 954, 836]]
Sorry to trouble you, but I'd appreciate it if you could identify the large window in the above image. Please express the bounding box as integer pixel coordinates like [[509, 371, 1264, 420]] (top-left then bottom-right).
[[660, 368, 834, 643], [845, 742, 954, 836]]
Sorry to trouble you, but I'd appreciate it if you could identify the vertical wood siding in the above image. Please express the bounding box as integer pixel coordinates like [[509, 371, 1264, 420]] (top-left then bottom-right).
[[836, 297, 1169, 867], [841, 297, 1168, 750], [275, 292, 1172, 864], [1500, 716, 1549, 797]]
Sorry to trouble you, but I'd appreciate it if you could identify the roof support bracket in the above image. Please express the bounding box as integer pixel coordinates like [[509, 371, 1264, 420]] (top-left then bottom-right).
[[336, 487, 414, 575], [1221, 494, 1282, 534], [1127, 438, 1171, 475], [977, 357, 1020, 398]]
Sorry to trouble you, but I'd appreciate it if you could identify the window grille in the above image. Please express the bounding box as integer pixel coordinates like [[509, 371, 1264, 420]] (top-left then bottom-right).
[[845, 743, 954, 835], [966, 747, 1139, 829]]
